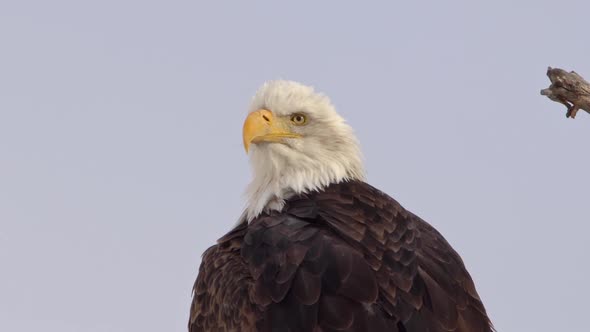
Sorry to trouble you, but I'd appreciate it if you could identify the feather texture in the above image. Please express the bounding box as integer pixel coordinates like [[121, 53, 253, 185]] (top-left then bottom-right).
[[189, 180, 493, 332]]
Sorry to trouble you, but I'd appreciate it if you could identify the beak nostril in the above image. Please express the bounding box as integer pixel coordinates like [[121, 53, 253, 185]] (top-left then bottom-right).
[[262, 115, 270, 122]]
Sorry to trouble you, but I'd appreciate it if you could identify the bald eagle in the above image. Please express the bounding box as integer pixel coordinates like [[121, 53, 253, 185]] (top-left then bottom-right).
[[189, 81, 493, 332]]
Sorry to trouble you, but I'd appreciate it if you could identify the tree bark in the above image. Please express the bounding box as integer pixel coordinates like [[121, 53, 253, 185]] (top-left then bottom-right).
[[540, 67, 590, 118]]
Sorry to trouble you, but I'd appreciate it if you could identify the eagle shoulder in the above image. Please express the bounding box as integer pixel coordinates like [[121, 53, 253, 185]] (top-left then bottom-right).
[[188, 223, 258, 332], [284, 180, 494, 332]]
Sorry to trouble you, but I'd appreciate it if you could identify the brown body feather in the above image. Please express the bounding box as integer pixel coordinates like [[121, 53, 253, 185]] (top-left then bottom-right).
[[189, 181, 493, 332]]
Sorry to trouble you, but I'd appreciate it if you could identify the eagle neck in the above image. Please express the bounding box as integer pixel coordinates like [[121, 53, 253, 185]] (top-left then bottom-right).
[[243, 142, 365, 223]]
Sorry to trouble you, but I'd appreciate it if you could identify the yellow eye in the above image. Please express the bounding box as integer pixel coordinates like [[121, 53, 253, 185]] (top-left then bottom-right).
[[290, 113, 307, 125]]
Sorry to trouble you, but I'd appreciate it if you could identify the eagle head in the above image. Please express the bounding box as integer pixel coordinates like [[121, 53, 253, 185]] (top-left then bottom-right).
[[242, 80, 365, 221]]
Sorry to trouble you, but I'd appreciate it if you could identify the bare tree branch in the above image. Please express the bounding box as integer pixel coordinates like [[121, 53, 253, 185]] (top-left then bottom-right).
[[540, 67, 590, 119]]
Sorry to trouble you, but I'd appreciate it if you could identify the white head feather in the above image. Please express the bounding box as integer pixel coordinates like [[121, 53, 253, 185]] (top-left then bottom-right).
[[244, 80, 365, 221]]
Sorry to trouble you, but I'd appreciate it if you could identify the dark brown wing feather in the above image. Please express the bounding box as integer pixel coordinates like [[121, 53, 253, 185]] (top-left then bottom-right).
[[188, 223, 261, 332], [285, 181, 494, 331], [243, 214, 398, 332], [189, 180, 493, 332]]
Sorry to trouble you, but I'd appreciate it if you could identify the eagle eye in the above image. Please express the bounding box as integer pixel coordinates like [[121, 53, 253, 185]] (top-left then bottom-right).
[[290, 113, 307, 126]]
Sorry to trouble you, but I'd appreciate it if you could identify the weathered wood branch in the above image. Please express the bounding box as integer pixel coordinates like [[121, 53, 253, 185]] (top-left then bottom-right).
[[541, 67, 590, 119]]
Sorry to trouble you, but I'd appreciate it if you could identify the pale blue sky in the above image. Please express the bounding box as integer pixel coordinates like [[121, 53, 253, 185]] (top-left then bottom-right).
[[1, 1, 589, 331]]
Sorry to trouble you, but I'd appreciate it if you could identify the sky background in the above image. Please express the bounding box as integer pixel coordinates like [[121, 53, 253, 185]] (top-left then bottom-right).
[[1, 1, 589, 331]]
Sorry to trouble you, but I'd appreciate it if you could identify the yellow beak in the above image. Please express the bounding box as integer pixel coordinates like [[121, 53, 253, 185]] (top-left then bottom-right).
[[242, 109, 300, 152]]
